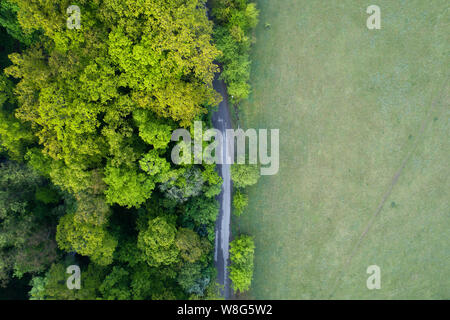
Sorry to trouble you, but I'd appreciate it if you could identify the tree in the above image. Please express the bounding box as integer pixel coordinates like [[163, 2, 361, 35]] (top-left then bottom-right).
[[201, 164, 223, 198], [130, 263, 180, 300], [176, 228, 211, 263], [56, 212, 117, 266], [137, 216, 180, 267], [5, 0, 221, 195], [231, 163, 260, 188], [29, 262, 104, 300], [159, 166, 206, 204], [189, 281, 224, 300], [0, 73, 35, 160], [182, 196, 219, 242], [72, 192, 111, 226], [177, 262, 211, 296], [232, 190, 248, 216], [139, 149, 172, 184], [103, 163, 156, 208], [184, 196, 219, 227], [133, 109, 175, 150], [0, 0, 35, 44], [212, 0, 259, 104], [99, 266, 131, 300], [0, 161, 59, 287], [1, 0, 226, 301], [28, 276, 48, 300], [229, 235, 254, 293]]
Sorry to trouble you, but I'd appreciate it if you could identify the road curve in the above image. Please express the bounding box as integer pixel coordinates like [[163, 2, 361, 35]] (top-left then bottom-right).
[[212, 74, 232, 299]]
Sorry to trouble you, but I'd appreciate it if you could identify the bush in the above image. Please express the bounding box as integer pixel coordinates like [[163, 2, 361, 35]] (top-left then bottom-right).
[[231, 163, 260, 188], [233, 190, 248, 216], [229, 235, 255, 293]]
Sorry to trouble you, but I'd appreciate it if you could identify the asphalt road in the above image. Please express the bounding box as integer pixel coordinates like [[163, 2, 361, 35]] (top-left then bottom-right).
[[212, 74, 232, 299]]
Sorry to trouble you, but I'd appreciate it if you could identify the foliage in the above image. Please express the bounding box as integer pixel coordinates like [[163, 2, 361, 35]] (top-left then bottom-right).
[[133, 109, 175, 150], [232, 189, 248, 216], [30, 262, 104, 300], [0, 0, 35, 44], [0, 0, 224, 301], [99, 266, 131, 300], [177, 262, 211, 296], [159, 166, 205, 203], [103, 163, 155, 208], [137, 216, 180, 267], [130, 263, 180, 300], [4, 0, 221, 196], [229, 235, 254, 293], [201, 164, 223, 198], [184, 196, 220, 227], [231, 163, 260, 188], [211, 0, 259, 104], [56, 212, 117, 266], [0, 161, 59, 287], [176, 228, 211, 263], [0, 73, 35, 160], [189, 281, 224, 300], [28, 276, 48, 300]]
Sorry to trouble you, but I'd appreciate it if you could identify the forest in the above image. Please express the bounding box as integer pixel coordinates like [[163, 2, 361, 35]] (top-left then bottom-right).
[[0, 0, 257, 300]]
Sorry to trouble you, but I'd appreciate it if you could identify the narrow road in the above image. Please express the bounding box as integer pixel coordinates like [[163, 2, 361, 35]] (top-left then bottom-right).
[[212, 74, 232, 299]]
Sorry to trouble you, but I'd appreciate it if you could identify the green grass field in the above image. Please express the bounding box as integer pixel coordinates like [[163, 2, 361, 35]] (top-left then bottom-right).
[[237, 0, 449, 299]]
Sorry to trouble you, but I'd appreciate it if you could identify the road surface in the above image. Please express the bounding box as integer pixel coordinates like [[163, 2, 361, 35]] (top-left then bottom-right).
[[212, 74, 232, 299]]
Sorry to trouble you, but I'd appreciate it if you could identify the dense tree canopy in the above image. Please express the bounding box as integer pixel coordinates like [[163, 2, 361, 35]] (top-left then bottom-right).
[[0, 0, 233, 300], [0, 162, 60, 287], [4, 0, 221, 198]]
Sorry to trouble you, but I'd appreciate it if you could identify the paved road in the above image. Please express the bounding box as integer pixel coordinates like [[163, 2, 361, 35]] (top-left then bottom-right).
[[212, 74, 232, 299]]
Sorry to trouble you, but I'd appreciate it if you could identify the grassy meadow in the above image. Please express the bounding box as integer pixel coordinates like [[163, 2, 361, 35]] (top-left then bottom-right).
[[237, 0, 449, 299]]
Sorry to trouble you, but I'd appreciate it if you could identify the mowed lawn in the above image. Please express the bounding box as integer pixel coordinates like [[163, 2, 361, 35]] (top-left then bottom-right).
[[238, 0, 449, 299]]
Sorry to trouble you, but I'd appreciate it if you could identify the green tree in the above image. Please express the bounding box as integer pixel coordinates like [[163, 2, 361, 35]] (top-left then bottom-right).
[[212, 0, 259, 104], [0, 73, 35, 160], [1, 0, 227, 301], [56, 212, 117, 266], [201, 164, 223, 198], [137, 216, 180, 267], [30, 262, 104, 300], [176, 228, 211, 263], [139, 149, 173, 184], [28, 276, 48, 300], [99, 266, 131, 300], [177, 262, 211, 296], [133, 109, 175, 150], [130, 263, 180, 300], [5, 0, 221, 195], [0, 0, 35, 44], [231, 163, 260, 188], [103, 163, 156, 208], [184, 196, 219, 227], [159, 166, 206, 203], [0, 162, 58, 286], [229, 235, 254, 293], [232, 190, 248, 216]]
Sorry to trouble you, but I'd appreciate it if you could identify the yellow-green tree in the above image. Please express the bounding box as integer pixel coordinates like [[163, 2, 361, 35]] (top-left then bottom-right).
[[5, 0, 221, 198]]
